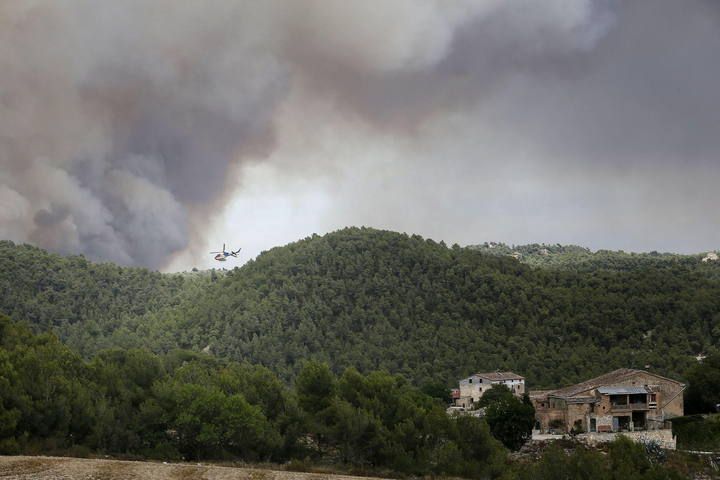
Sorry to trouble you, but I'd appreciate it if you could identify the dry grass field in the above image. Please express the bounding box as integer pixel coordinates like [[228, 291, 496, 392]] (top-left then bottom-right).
[[0, 456, 390, 480]]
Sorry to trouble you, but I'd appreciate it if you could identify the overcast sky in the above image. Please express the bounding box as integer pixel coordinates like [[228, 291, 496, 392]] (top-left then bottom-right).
[[1, 0, 719, 271]]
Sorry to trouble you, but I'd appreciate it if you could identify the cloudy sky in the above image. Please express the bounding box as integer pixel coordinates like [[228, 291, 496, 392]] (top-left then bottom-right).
[[1, 0, 719, 271]]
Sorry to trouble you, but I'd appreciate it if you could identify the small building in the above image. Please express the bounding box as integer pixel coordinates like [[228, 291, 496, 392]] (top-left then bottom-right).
[[455, 371, 525, 409], [702, 252, 719, 262], [530, 368, 684, 435]]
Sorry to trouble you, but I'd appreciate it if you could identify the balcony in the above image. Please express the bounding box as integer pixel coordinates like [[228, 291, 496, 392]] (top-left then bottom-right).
[[610, 403, 648, 411]]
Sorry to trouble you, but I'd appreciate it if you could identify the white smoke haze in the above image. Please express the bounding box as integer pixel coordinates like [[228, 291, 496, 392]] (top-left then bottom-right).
[[1, 0, 719, 269]]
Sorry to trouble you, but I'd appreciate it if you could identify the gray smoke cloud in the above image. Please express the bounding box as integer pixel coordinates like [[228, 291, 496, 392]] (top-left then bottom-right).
[[1, 0, 719, 268], [0, 1, 286, 267]]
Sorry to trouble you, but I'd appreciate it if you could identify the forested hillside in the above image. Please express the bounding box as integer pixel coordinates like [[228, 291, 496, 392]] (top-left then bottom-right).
[[0, 241, 210, 355], [2, 229, 720, 388], [2, 314, 699, 479], [0, 314, 509, 477]]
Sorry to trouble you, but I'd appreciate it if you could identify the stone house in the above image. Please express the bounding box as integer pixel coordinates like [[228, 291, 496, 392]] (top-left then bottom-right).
[[530, 369, 684, 434], [455, 371, 525, 409], [702, 252, 719, 262]]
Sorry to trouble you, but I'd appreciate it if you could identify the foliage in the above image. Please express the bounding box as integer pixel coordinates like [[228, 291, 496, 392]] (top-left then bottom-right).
[[516, 438, 686, 480], [0, 240, 210, 357], [2, 229, 720, 390], [0, 315, 508, 477], [672, 414, 720, 451], [481, 385, 535, 450], [684, 354, 720, 414], [296, 361, 336, 415], [642, 439, 667, 464], [477, 383, 515, 407], [1, 230, 717, 477], [0, 314, 703, 478]]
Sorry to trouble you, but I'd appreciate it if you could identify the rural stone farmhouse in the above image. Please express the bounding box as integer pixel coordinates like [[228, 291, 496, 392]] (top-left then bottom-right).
[[454, 371, 525, 409], [530, 368, 684, 434]]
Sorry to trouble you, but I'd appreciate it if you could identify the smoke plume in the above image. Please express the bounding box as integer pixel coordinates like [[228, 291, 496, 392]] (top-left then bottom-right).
[[2, 0, 718, 268], [1, 1, 286, 267]]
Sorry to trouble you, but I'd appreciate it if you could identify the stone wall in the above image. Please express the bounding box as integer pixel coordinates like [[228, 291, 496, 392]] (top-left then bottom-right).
[[566, 402, 592, 432], [577, 429, 677, 450]]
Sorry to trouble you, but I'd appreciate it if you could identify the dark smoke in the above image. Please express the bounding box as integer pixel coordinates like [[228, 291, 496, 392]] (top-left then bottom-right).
[[0, 1, 286, 268], [2, 0, 719, 267]]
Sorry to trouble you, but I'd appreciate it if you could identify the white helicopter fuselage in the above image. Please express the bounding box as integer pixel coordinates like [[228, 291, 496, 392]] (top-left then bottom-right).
[[211, 245, 240, 262]]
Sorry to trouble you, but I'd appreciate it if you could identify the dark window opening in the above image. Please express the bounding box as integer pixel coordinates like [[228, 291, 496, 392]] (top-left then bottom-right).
[[632, 411, 646, 430], [616, 416, 631, 432]]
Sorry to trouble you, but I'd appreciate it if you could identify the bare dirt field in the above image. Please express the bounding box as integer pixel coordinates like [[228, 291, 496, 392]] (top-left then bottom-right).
[[0, 456, 390, 480]]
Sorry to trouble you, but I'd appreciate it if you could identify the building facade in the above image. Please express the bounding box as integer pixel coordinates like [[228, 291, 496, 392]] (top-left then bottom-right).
[[455, 371, 525, 408], [530, 369, 684, 434]]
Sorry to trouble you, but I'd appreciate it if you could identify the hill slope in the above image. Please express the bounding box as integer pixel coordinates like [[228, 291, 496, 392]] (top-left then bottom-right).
[[2, 229, 720, 387], [0, 240, 208, 355], [469, 241, 716, 272], [127, 228, 720, 386]]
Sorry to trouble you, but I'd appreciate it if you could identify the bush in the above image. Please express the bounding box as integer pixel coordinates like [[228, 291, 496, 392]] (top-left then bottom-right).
[[65, 444, 92, 458], [285, 458, 312, 473], [484, 390, 535, 450], [0, 438, 20, 455], [672, 414, 720, 451]]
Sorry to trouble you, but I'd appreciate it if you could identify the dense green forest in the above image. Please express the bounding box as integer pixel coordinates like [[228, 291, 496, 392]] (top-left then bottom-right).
[[0, 313, 502, 474], [2, 228, 720, 389], [0, 240, 211, 355], [2, 232, 718, 478], [0, 315, 698, 479]]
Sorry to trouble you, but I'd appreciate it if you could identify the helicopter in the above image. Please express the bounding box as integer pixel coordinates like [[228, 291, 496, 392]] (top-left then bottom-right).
[[210, 243, 241, 262]]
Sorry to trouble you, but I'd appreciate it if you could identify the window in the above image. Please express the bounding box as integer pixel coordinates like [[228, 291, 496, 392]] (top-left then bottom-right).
[[469, 379, 472, 384]]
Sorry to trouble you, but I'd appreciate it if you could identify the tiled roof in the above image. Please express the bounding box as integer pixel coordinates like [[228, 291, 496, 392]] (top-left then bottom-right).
[[475, 371, 524, 381], [597, 386, 649, 395], [543, 368, 683, 399], [528, 390, 554, 399], [547, 369, 639, 398]]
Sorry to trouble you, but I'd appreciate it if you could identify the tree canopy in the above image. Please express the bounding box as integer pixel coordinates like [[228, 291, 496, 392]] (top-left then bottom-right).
[[683, 354, 720, 414], [2, 228, 719, 390]]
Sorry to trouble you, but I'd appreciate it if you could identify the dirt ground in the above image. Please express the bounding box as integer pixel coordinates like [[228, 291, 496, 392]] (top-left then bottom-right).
[[0, 456, 390, 480]]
